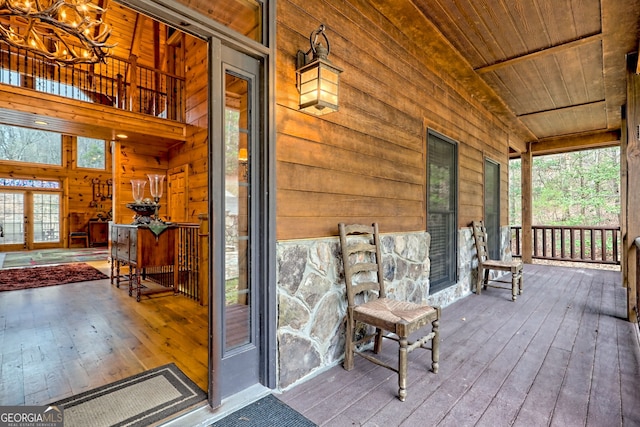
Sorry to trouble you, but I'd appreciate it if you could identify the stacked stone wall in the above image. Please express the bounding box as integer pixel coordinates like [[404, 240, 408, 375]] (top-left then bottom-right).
[[275, 226, 511, 389]]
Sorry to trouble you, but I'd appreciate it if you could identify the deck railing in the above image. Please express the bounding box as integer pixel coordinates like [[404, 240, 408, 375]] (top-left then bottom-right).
[[511, 225, 621, 265], [0, 45, 185, 121]]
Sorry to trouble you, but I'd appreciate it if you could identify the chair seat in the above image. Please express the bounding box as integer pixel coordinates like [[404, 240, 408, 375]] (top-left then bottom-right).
[[482, 259, 522, 271], [355, 298, 438, 335]]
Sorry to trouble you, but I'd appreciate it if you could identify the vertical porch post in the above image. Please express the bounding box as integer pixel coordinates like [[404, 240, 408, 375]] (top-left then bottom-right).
[[625, 53, 640, 322], [521, 142, 533, 264]]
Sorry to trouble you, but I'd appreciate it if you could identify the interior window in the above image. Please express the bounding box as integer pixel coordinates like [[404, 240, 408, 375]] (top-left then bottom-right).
[[77, 137, 106, 169], [0, 124, 62, 165]]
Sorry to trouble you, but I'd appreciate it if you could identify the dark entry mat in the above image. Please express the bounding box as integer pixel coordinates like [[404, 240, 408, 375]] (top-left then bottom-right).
[[211, 394, 317, 427]]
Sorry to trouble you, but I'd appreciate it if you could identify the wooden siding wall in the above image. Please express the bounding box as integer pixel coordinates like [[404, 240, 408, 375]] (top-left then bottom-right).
[[276, 0, 520, 240], [0, 135, 112, 246], [168, 35, 209, 222]]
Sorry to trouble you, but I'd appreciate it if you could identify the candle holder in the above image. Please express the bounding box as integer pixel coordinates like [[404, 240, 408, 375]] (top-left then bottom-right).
[[147, 174, 165, 221], [126, 179, 156, 224]]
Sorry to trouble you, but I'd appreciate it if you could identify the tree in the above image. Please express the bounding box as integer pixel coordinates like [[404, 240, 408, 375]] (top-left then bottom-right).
[[509, 147, 620, 226]]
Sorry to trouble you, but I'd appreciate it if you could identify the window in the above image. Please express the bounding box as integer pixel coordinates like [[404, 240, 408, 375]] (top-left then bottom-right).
[[485, 159, 500, 260], [0, 125, 61, 165], [427, 130, 458, 294], [77, 137, 106, 169]]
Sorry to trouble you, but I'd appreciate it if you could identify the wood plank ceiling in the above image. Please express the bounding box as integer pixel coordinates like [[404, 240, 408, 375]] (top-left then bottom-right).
[[411, 0, 640, 156]]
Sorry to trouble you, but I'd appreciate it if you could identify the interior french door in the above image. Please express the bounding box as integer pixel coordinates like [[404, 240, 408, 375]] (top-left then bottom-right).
[[0, 189, 61, 250]]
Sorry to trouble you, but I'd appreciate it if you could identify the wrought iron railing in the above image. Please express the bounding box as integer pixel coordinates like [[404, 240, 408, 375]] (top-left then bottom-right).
[[145, 223, 201, 301], [511, 225, 621, 265], [0, 45, 185, 121]]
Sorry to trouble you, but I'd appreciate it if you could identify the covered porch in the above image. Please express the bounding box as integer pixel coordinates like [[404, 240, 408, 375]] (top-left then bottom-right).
[[279, 264, 640, 426]]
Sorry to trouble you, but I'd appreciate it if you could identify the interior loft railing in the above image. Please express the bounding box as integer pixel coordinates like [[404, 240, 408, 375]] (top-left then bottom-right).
[[511, 225, 621, 265], [0, 44, 185, 122], [144, 223, 201, 302]]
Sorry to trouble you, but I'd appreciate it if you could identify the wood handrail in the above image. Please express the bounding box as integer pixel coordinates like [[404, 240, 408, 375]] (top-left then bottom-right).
[[511, 225, 621, 265]]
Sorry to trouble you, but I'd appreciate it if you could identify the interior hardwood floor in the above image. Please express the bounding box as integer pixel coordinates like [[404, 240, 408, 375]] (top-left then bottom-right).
[[0, 261, 208, 406]]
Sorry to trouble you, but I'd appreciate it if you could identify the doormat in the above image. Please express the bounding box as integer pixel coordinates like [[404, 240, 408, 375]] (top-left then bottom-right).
[[0, 263, 108, 292], [210, 394, 317, 427], [0, 247, 109, 269], [51, 363, 206, 427]]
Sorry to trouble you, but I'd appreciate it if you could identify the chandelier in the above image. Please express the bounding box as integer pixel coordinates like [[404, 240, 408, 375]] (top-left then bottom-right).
[[0, 0, 112, 64]]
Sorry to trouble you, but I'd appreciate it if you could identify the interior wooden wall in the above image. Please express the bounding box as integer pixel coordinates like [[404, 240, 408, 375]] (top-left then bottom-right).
[[275, 0, 520, 240], [168, 34, 209, 222], [112, 140, 170, 224], [0, 135, 112, 246]]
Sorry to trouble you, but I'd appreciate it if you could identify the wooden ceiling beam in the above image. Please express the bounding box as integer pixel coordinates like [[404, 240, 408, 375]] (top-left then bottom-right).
[[515, 100, 606, 118], [509, 130, 620, 158], [475, 33, 602, 74]]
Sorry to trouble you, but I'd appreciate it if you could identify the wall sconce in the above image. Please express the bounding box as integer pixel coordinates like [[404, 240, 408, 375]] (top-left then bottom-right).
[[296, 24, 343, 115], [238, 148, 248, 181]]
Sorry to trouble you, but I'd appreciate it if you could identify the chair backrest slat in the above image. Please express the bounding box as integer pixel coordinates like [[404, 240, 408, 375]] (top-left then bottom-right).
[[472, 220, 490, 264], [339, 222, 386, 306]]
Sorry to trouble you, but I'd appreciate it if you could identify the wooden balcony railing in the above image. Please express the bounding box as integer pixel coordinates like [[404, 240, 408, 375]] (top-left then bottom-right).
[[511, 225, 621, 265], [0, 45, 185, 122]]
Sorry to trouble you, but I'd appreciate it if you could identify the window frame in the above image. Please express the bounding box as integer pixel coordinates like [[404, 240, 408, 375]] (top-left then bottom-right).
[[426, 129, 459, 294], [76, 136, 107, 170]]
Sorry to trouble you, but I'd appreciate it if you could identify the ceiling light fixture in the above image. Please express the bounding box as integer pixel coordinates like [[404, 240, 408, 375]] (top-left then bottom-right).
[[0, 0, 113, 64]]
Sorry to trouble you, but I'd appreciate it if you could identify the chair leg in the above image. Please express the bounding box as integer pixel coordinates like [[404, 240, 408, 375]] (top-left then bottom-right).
[[483, 269, 490, 289], [374, 327, 383, 354], [511, 273, 518, 301], [519, 270, 524, 294], [432, 315, 440, 374], [476, 267, 483, 295], [398, 336, 408, 402], [344, 315, 355, 371]]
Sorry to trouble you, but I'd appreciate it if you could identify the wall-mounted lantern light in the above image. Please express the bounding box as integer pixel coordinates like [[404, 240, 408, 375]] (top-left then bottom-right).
[[296, 24, 343, 115]]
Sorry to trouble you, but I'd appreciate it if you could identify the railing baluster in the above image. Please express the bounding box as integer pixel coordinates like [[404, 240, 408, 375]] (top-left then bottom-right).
[[510, 225, 620, 265], [0, 45, 184, 120]]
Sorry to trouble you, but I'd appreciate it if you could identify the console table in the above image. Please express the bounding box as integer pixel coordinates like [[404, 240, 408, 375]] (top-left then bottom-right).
[[110, 223, 178, 301]]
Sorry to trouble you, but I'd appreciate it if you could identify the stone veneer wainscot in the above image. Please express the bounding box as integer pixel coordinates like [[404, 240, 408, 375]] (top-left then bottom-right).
[[275, 226, 513, 389]]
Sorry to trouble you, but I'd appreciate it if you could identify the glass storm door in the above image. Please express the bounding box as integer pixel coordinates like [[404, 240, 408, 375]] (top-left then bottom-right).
[[217, 45, 261, 399]]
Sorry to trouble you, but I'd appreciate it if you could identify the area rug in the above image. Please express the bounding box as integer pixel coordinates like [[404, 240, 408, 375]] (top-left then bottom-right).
[[211, 394, 317, 427], [52, 363, 206, 427], [0, 247, 109, 269], [0, 263, 108, 292]]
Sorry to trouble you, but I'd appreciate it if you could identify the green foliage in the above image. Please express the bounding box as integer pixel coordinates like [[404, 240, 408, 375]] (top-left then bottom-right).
[[509, 147, 620, 226], [77, 137, 105, 169], [0, 124, 61, 165]]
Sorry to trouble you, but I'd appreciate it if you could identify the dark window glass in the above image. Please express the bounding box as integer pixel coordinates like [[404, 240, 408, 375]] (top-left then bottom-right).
[[427, 131, 457, 293]]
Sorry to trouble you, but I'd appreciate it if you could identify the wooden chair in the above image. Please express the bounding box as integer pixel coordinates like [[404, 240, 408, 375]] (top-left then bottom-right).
[[338, 223, 440, 402], [472, 220, 523, 301], [69, 212, 89, 248]]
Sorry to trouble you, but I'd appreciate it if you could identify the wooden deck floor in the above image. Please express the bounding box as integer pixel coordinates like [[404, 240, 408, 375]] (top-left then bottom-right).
[[279, 264, 640, 427]]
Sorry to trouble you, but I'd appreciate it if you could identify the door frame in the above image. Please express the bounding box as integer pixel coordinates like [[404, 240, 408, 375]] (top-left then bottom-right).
[[119, 0, 277, 409]]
